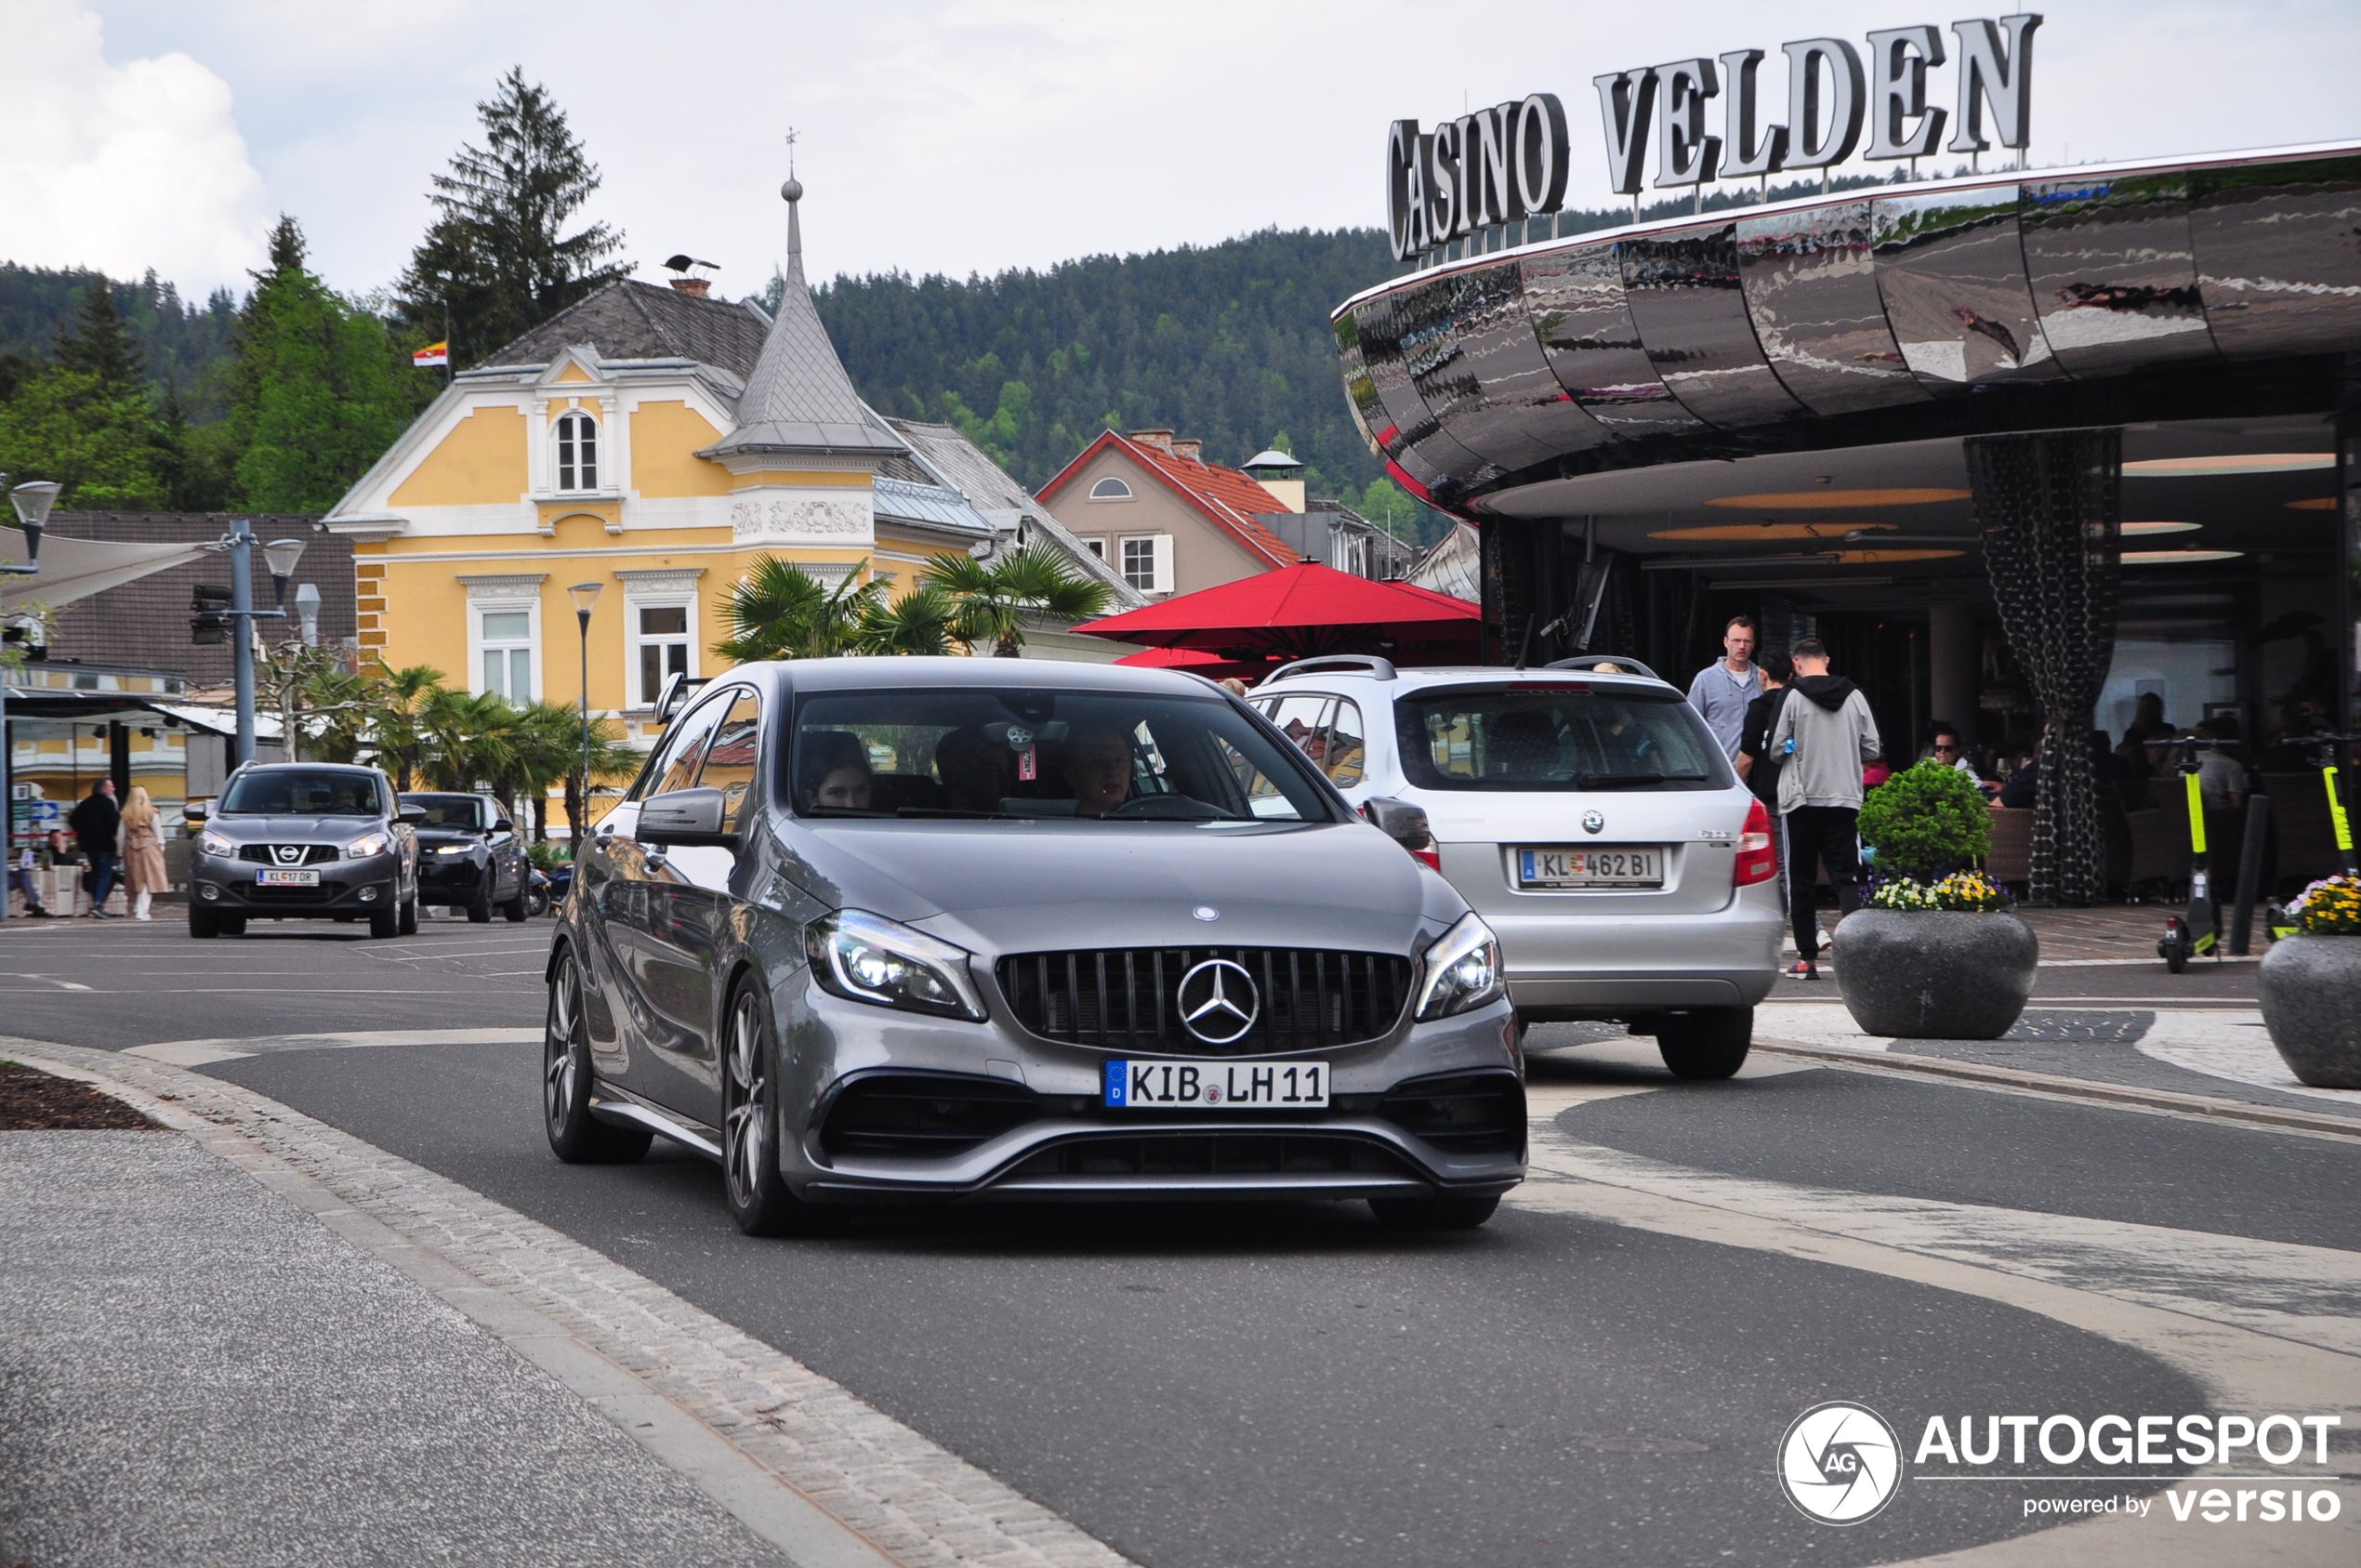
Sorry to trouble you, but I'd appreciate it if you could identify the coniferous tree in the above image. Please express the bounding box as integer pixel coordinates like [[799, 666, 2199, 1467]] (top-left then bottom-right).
[[0, 275, 165, 507], [397, 68, 628, 367]]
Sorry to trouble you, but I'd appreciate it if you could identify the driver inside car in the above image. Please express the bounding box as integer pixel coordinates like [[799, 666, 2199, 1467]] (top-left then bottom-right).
[[1056, 722, 1137, 817], [935, 726, 1016, 813]]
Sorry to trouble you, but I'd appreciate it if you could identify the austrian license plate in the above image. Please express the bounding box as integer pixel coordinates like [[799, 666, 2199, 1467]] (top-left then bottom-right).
[[1104, 1059, 1328, 1109], [256, 868, 320, 887], [1517, 846, 1663, 889]]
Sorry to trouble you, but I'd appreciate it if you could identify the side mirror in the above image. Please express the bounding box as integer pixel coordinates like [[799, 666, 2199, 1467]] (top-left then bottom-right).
[[396, 804, 429, 825], [493, 818, 514, 835], [183, 801, 209, 823], [1361, 797, 1440, 868], [638, 786, 736, 847]]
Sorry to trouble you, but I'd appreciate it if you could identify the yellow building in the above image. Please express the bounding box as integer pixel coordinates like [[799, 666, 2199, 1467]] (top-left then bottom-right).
[[325, 183, 1125, 832]]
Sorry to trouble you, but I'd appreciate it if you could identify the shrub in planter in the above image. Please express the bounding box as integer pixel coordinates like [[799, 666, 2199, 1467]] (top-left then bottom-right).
[[1839, 768, 2036, 1040], [2259, 875, 2361, 1088]]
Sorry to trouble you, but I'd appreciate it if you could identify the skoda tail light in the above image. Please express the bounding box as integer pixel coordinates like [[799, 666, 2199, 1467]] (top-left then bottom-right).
[[1734, 797, 1778, 887]]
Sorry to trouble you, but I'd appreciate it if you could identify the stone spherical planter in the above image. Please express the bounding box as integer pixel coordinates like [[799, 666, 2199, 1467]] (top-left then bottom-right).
[[2259, 936, 2361, 1088], [1832, 909, 2039, 1040]]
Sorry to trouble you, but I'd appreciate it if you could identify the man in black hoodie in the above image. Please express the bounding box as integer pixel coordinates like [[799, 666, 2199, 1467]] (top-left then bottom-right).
[[67, 778, 121, 918], [1766, 639, 1882, 976]]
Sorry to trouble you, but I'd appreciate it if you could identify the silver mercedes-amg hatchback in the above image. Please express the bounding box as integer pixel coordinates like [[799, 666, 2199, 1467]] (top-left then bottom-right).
[[543, 657, 1523, 1236]]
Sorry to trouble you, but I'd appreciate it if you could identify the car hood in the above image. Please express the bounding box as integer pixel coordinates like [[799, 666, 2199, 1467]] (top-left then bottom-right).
[[782, 817, 1465, 958], [207, 814, 381, 842]]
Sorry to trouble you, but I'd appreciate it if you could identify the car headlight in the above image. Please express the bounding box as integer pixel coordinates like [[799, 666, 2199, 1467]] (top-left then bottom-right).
[[346, 830, 391, 859], [805, 910, 985, 1021], [437, 844, 473, 855], [1414, 912, 1504, 1021], [198, 829, 233, 857]]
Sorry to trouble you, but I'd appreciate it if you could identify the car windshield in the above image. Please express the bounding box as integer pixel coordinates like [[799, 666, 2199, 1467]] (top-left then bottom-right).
[[220, 770, 386, 815], [787, 689, 1336, 824], [402, 794, 486, 828], [1394, 684, 1729, 792]]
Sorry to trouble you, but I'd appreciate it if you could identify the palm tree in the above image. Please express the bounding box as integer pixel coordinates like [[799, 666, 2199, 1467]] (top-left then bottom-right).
[[854, 584, 958, 656], [924, 546, 1114, 657], [369, 664, 448, 790], [516, 698, 637, 841], [714, 555, 887, 663], [421, 690, 529, 814]]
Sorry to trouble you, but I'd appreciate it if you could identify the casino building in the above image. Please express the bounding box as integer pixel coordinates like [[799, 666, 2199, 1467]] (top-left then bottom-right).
[[1328, 137, 2361, 903]]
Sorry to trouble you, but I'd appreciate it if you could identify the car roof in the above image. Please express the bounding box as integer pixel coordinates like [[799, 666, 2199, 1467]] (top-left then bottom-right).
[[233, 761, 381, 774], [1259, 665, 1682, 697], [744, 655, 1229, 700]]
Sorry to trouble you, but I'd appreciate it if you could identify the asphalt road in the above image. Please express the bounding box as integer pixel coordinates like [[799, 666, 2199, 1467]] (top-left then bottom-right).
[[4, 915, 2351, 1568]]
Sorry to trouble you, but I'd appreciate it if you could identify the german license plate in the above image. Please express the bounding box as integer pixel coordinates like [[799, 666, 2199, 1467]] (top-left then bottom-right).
[[257, 868, 320, 887], [1104, 1059, 1328, 1109], [1517, 846, 1663, 889]]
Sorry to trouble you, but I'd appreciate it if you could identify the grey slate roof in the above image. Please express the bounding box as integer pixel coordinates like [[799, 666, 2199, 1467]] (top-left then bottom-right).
[[705, 204, 900, 459], [487, 281, 772, 382], [886, 419, 1040, 515], [870, 476, 997, 537]]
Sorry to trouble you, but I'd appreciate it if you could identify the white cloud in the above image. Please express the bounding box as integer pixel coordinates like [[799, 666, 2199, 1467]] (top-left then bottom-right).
[[0, 0, 266, 295]]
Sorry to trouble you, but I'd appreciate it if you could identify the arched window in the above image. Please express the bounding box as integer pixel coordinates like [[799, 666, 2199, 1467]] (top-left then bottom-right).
[[555, 412, 599, 492], [1088, 476, 1132, 500]]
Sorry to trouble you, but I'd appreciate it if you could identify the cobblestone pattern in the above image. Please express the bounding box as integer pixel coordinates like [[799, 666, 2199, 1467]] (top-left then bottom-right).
[[1, 1037, 1138, 1568]]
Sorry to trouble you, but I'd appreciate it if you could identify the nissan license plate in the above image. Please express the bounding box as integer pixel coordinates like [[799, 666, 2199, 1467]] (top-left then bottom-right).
[[1104, 1060, 1328, 1109], [257, 868, 320, 887], [1517, 846, 1663, 889]]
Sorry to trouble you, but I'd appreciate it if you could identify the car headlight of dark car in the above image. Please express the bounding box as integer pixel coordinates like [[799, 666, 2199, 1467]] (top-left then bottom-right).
[[1415, 912, 1505, 1021], [806, 910, 987, 1021]]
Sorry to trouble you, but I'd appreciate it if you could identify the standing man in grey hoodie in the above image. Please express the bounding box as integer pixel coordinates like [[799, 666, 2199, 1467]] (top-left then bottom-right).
[[1767, 638, 1882, 977]]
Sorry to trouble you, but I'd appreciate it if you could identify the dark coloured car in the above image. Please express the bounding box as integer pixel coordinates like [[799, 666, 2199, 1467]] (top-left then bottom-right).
[[402, 792, 531, 922], [543, 657, 1523, 1237], [186, 763, 422, 938]]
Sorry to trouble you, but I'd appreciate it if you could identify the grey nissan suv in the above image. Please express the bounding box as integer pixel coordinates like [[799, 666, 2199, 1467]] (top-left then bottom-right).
[[186, 762, 424, 938], [543, 656, 1524, 1236]]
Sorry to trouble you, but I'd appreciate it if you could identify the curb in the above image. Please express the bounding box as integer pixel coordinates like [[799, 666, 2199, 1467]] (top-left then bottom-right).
[[1751, 1038, 2361, 1140], [1, 1037, 1139, 1568]]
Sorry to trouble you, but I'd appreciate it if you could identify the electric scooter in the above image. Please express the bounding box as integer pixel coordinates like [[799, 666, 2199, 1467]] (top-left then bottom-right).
[[2265, 731, 2359, 942], [2157, 734, 2226, 973]]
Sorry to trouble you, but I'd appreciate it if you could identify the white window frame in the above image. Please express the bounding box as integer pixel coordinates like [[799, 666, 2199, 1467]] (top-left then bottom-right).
[[459, 577, 546, 705], [1088, 476, 1134, 500], [553, 410, 600, 494], [1118, 534, 1173, 594], [617, 568, 706, 711], [1080, 535, 1106, 560]]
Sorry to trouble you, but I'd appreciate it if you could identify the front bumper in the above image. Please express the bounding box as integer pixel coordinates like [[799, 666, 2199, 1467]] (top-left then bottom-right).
[[191, 850, 402, 916], [769, 977, 1525, 1205], [417, 854, 491, 899]]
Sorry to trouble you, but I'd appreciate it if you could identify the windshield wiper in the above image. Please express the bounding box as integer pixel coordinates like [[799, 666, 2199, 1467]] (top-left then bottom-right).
[[1576, 771, 1709, 789], [893, 807, 1030, 820]]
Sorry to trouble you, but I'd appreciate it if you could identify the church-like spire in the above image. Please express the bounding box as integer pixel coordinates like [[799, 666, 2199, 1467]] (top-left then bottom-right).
[[704, 168, 899, 460]]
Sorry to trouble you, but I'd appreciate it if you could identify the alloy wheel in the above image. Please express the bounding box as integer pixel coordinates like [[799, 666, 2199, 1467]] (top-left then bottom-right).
[[723, 993, 767, 1208], [546, 955, 582, 1129]]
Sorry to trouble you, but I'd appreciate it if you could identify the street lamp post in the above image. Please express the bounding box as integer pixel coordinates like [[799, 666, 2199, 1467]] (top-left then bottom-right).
[[213, 520, 308, 767], [1, 478, 59, 927], [568, 582, 602, 839]]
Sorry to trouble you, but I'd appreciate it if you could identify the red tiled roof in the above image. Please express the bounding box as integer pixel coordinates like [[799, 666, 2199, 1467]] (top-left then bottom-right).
[[1036, 432, 1298, 570]]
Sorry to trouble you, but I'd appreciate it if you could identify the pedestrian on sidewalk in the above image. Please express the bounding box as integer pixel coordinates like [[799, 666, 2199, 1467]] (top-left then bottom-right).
[[68, 779, 121, 919], [1685, 615, 1762, 763], [118, 786, 168, 921], [13, 838, 54, 916], [1768, 638, 1882, 978]]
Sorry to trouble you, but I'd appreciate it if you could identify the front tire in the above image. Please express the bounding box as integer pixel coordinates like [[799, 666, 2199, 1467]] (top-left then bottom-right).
[[1657, 1007, 1752, 1079], [501, 871, 530, 922], [543, 946, 651, 1164], [1370, 1193, 1499, 1230], [397, 895, 418, 936], [218, 914, 247, 937], [721, 979, 835, 1237], [369, 901, 400, 939], [189, 906, 218, 939], [467, 873, 494, 924]]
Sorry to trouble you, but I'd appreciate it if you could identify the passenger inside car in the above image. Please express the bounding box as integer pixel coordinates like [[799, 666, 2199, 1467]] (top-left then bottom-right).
[[935, 727, 1016, 812], [1054, 723, 1138, 817], [798, 731, 876, 812]]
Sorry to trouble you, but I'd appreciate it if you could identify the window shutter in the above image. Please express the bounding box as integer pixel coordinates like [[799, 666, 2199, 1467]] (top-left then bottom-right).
[[1152, 534, 1175, 594]]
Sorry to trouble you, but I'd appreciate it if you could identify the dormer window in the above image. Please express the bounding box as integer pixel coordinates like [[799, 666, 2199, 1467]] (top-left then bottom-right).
[[1088, 477, 1132, 500], [555, 412, 600, 492]]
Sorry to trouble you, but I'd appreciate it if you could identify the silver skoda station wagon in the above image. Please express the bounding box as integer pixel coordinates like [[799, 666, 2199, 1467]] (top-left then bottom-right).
[[544, 658, 1523, 1235]]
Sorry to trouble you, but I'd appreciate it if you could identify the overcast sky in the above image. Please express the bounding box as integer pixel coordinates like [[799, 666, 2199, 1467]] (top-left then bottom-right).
[[6, 0, 2357, 302]]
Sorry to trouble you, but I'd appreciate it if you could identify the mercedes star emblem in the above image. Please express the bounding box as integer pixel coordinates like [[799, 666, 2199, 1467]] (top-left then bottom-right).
[[1176, 958, 1260, 1046], [1192, 905, 1220, 922], [1582, 810, 1605, 835]]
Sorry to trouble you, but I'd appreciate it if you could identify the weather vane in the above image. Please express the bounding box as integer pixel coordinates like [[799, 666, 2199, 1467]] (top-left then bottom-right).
[[785, 127, 798, 177]]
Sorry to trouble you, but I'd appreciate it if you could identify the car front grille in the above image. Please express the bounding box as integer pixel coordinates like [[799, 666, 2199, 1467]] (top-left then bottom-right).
[[238, 844, 340, 865], [995, 947, 1413, 1056]]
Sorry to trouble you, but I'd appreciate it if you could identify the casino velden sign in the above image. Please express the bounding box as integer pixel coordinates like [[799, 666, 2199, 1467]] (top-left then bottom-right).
[[1385, 13, 2041, 261]]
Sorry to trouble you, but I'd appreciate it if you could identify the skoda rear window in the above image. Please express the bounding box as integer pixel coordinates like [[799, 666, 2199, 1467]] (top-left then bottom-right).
[[785, 689, 1336, 823], [1393, 685, 1729, 792]]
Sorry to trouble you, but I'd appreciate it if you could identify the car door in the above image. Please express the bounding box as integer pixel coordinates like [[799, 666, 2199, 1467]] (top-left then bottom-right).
[[613, 690, 735, 1119], [639, 684, 763, 1128], [484, 795, 524, 902]]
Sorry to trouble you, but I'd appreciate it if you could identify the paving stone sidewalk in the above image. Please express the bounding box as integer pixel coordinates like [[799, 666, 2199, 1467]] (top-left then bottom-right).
[[0, 1040, 1139, 1568]]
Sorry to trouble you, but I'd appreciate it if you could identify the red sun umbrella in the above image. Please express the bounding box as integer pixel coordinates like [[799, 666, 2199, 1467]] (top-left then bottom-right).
[[1075, 561, 1479, 665], [1111, 646, 1283, 683]]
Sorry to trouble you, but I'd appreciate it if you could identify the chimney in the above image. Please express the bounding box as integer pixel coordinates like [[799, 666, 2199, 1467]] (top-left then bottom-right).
[[1128, 428, 1175, 454], [668, 277, 712, 296], [1169, 437, 1203, 462]]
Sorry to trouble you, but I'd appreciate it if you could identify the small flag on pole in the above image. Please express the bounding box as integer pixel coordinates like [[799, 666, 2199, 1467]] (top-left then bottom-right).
[[413, 341, 450, 368]]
